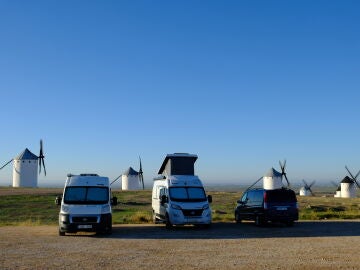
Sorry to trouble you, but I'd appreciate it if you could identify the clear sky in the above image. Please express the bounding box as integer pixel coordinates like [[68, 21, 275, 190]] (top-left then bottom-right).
[[0, 0, 359, 187]]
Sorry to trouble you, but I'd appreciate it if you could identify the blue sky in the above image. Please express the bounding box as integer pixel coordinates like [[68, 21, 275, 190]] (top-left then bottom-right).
[[0, 1, 359, 187]]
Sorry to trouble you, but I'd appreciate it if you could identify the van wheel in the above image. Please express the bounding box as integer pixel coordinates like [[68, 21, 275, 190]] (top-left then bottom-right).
[[165, 214, 173, 229], [286, 221, 294, 227], [255, 215, 264, 226], [105, 225, 112, 235], [235, 212, 242, 223], [59, 229, 65, 236]]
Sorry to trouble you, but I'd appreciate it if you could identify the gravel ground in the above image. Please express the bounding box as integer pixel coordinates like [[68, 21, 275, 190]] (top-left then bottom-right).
[[1, 221, 360, 270]]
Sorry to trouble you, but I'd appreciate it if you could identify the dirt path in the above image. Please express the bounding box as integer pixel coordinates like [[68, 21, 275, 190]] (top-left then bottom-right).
[[1, 221, 360, 270]]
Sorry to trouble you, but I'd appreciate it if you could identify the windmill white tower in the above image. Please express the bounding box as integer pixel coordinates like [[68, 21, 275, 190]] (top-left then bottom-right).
[[263, 168, 282, 190], [121, 167, 140, 190], [299, 180, 315, 196], [341, 166, 360, 198], [0, 140, 46, 187]]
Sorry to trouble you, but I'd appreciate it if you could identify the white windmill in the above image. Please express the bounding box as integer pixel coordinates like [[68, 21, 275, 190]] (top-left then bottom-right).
[[299, 180, 315, 196], [247, 160, 291, 191], [340, 166, 359, 198], [263, 160, 290, 190], [119, 157, 144, 190], [0, 140, 46, 187]]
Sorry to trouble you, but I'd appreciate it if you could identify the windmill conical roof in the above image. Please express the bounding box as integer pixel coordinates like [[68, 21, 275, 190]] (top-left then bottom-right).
[[264, 167, 282, 177], [14, 148, 38, 160], [123, 167, 139, 176], [341, 176, 353, 184]]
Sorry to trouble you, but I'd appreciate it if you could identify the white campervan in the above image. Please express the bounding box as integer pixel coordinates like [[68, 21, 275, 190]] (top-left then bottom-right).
[[152, 153, 212, 228], [56, 173, 117, 236]]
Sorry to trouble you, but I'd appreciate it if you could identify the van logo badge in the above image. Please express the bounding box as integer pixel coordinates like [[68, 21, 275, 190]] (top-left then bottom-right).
[[83, 218, 87, 221], [191, 211, 195, 215]]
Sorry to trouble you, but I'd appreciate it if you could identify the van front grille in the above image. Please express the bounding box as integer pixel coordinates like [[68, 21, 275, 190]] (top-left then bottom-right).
[[182, 209, 203, 217], [72, 216, 98, 223]]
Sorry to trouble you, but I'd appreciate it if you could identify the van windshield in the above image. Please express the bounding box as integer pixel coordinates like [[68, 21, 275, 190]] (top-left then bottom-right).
[[64, 186, 109, 204], [169, 187, 207, 202]]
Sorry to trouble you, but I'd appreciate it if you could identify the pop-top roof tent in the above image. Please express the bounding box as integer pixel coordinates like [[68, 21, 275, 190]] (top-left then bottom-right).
[[14, 148, 38, 160], [158, 153, 198, 176], [123, 167, 139, 176]]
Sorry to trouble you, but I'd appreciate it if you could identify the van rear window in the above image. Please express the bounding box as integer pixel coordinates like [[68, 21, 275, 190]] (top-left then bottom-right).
[[266, 189, 297, 203]]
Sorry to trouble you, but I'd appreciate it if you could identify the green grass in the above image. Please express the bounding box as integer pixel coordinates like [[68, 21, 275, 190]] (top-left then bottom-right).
[[0, 194, 59, 225], [0, 189, 359, 226]]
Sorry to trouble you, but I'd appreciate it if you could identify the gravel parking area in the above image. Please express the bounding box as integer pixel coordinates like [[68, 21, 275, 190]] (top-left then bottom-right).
[[1, 221, 360, 269]]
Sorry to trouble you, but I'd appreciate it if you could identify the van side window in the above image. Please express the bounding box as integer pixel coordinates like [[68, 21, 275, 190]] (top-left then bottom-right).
[[247, 190, 263, 203], [253, 190, 264, 203], [247, 191, 255, 202], [240, 193, 247, 202]]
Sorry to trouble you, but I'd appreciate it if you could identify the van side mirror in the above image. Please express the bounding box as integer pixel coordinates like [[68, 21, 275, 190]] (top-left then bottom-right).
[[55, 196, 62, 206], [160, 195, 168, 205], [111, 196, 118, 206], [207, 195, 212, 203]]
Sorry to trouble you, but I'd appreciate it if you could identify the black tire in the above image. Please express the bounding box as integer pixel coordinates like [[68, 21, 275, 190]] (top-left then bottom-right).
[[59, 229, 65, 236], [286, 220, 294, 227], [255, 215, 264, 226], [203, 223, 212, 229], [235, 212, 242, 224], [105, 224, 112, 235], [165, 214, 172, 229]]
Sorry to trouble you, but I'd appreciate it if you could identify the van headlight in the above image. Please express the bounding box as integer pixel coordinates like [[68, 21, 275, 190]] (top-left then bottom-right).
[[61, 205, 70, 213], [60, 214, 69, 223], [102, 205, 110, 213], [202, 204, 209, 210], [171, 204, 182, 210]]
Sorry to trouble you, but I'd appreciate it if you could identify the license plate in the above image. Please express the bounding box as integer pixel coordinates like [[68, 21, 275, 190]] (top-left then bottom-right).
[[78, 225, 92, 229], [277, 207, 287, 211]]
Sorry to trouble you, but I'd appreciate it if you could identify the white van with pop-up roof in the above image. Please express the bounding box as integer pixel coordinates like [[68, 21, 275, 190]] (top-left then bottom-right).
[[152, 153, 212, 228], [56, 173, 117, 236]]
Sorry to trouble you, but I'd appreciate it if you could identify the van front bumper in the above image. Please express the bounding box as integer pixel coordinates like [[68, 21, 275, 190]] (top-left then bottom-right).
[[170, 209, 212, 225], [59, 213, 112, 233]]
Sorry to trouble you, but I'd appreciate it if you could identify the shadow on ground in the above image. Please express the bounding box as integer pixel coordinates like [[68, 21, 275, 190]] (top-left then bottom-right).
[[84, 221, 360, 240]]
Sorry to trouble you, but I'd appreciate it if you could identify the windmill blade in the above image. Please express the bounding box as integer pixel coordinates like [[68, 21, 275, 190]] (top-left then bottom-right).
[[139, 156, 144, 190], [309, 187, 315, 196], [110, 174, 122, 185], [345, 166, 356, 180], [0, 159, 13, 170], [309, 180, 316, 188], [283, 174, 290, 187], [354, 179, 360, 189], [245, 176, 263, 192], [38, 139, 46, 176], [354, 170, 360, 180], [302, 179, 308, 187], [41, 157, 46, 176], [279, 159, 289, 187]]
